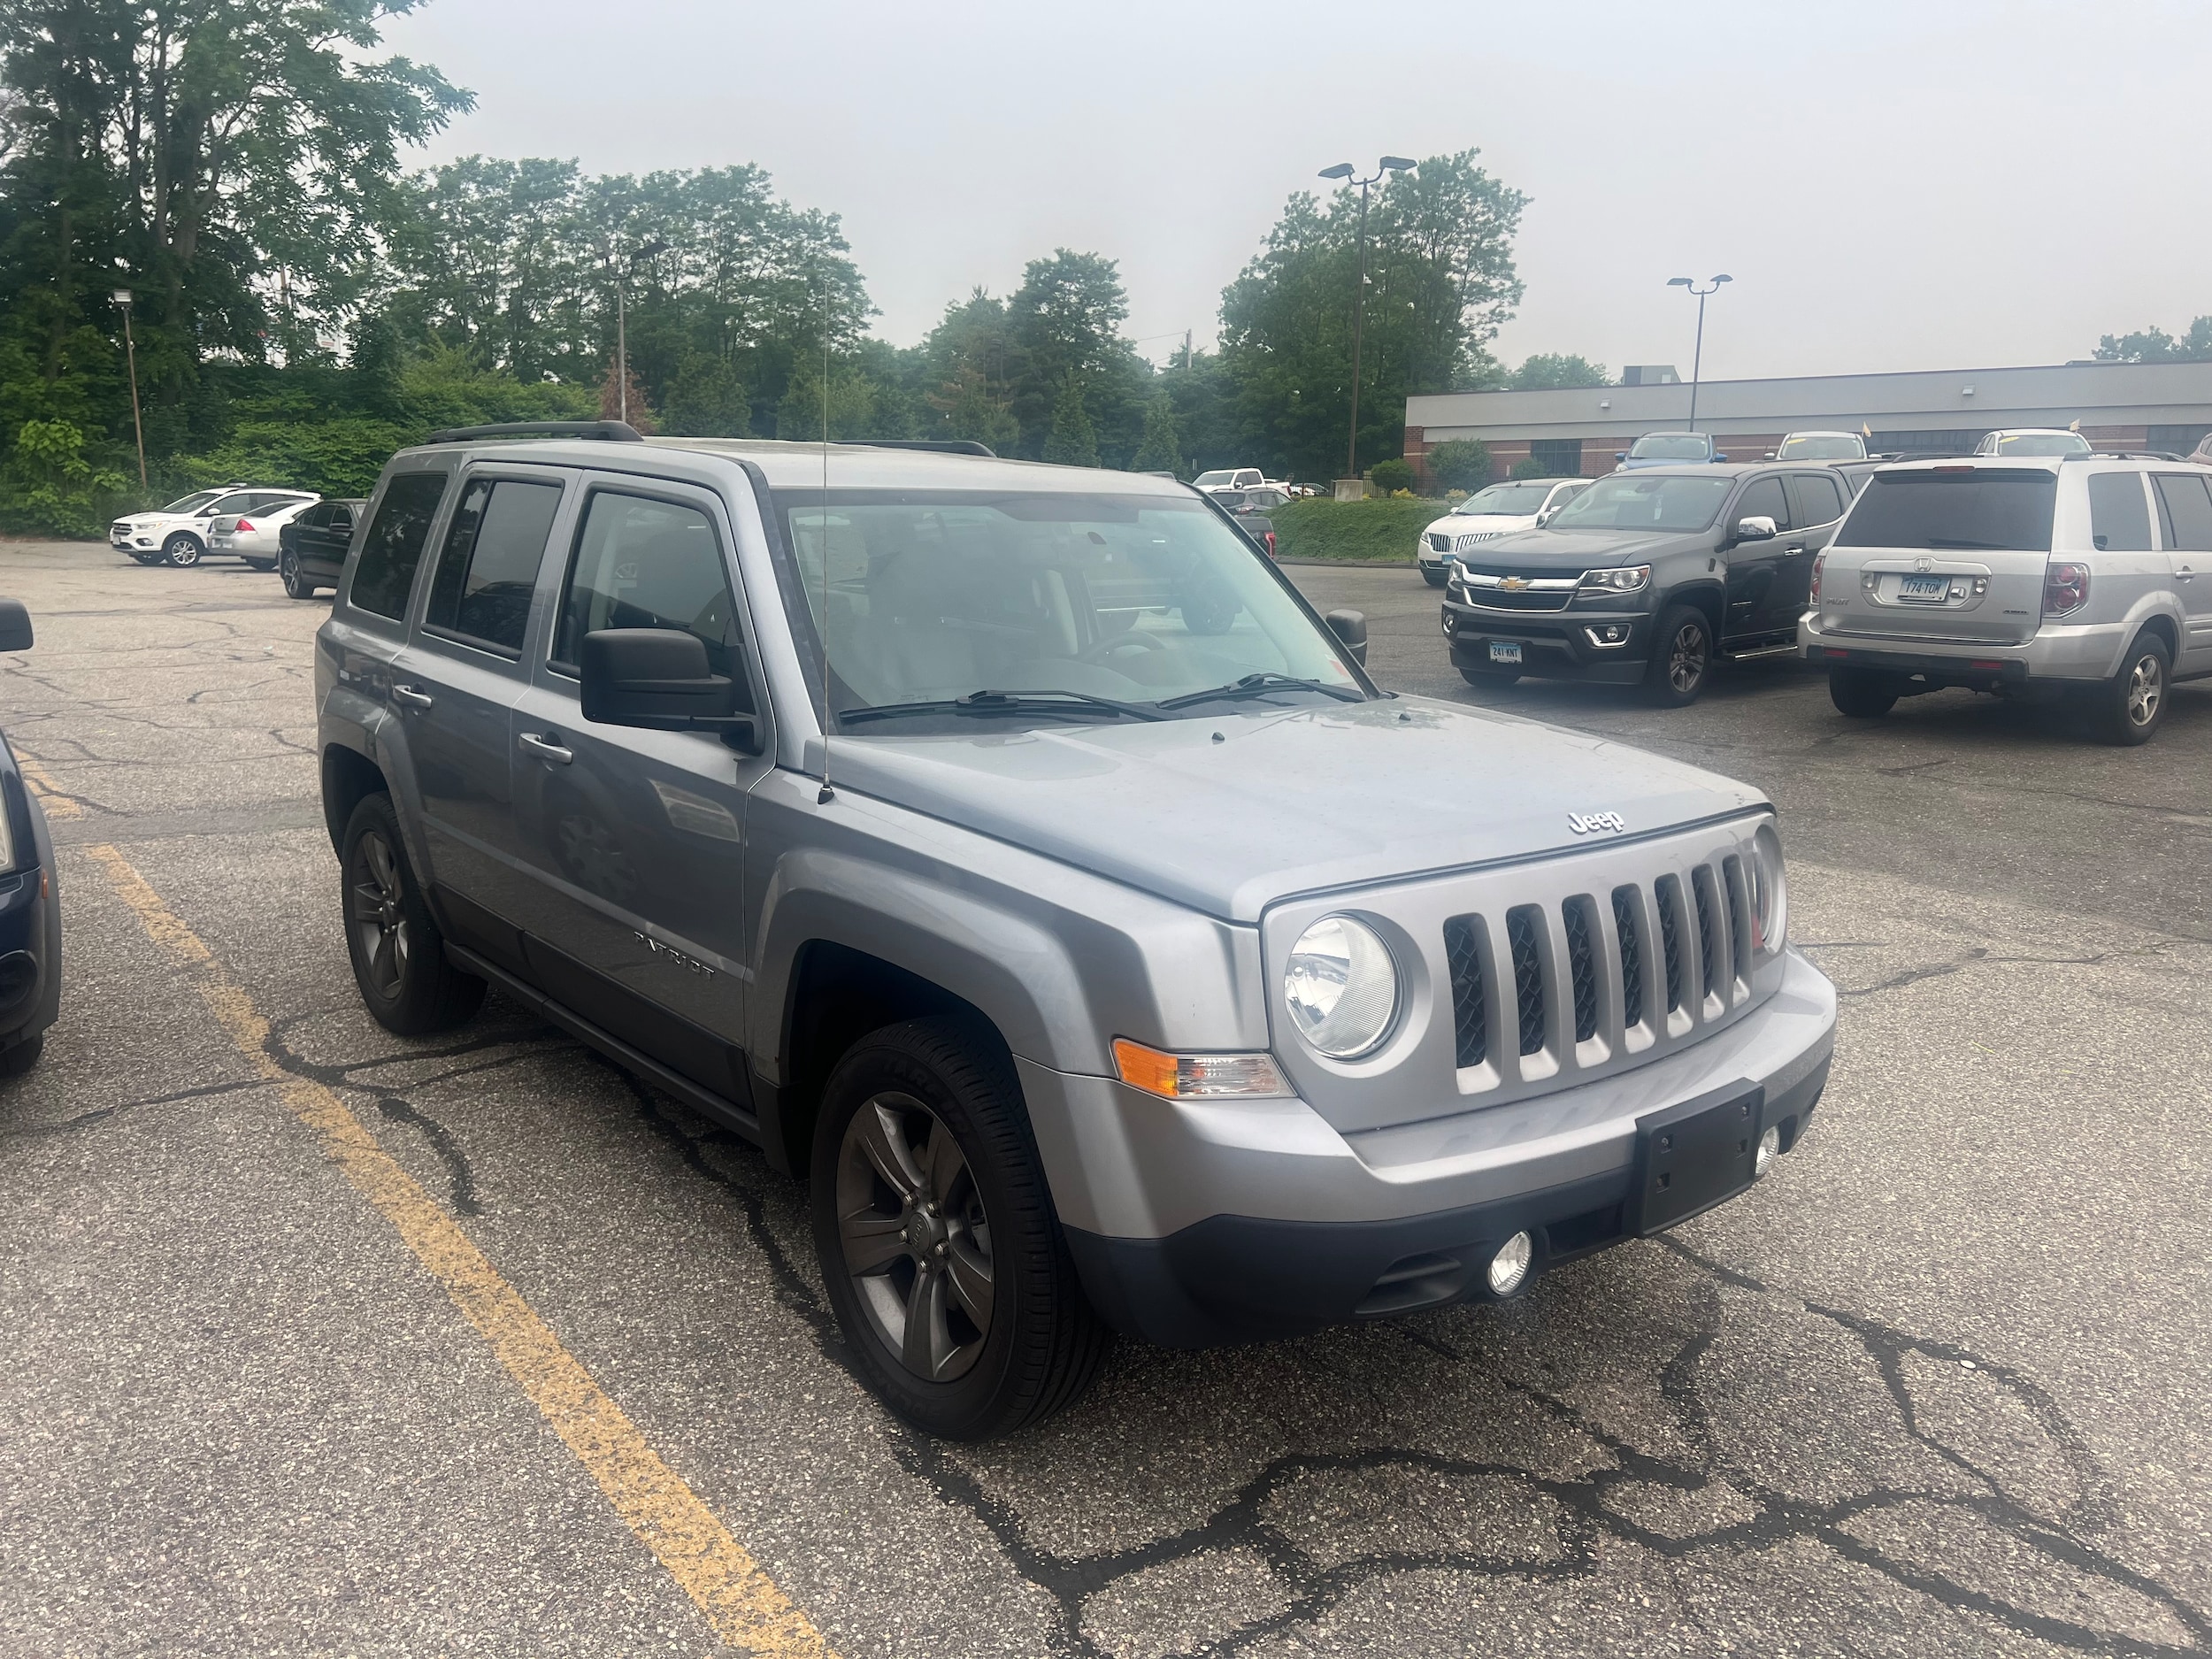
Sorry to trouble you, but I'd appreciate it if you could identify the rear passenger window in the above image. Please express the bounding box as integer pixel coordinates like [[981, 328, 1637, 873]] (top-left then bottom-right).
[[2088, 472, 2152, 552], [424, 478, 563, 654], [553, 493, 740, 679], [349, 472, 450, 621], [1734, 477, 1792, 531], [1790, 472, 1846, 525], [2153, 473, 2212, 551]]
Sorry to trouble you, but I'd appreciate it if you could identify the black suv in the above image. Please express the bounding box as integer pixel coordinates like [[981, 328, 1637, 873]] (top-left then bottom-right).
[[1440, 463, 1849, 704], [278, 497, 366, 599]]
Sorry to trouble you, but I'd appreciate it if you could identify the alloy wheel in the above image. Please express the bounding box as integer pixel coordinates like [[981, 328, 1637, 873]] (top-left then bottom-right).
[[2128, 653, 2162, 727], [165, 534, 200, 567], [835, 1092, 995, 1382], [350, 828, 411, 999], [1669, 621, 1709, 694]]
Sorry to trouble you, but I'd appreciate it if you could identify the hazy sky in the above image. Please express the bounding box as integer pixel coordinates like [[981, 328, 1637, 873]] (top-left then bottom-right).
[[380, 0, 2212, 380]]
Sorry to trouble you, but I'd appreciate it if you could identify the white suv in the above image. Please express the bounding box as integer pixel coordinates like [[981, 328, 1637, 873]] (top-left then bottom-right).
[[110, 487, 317, 567], [1417, 477, 1590, 587], [1801, 456, 2210, 743]]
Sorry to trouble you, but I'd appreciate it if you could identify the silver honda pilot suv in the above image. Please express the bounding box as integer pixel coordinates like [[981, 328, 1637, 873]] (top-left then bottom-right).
[[315, 424, 1838, 1439]]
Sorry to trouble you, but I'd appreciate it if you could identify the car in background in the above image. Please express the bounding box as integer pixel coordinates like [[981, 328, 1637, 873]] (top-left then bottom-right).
[[1973, 429, 2093, 458], [1803, 456, 2207, 744], [2188, 434, 2212, 468], [209, 495, 322, 572], [1212, 487, 1284, 558], [277, 497, 366, 599], [0, 599, 60, 1077], [1193, 467, 1266, 495], [1766, 431, 1867, 462], [1440, 463, 1852, 704], [1616, 432, 1728, 471], [111, 486, 316, 567], [1417, 477, 1591, 587]]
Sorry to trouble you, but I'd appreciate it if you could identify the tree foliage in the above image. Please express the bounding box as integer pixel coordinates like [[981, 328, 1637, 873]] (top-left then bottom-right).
[[2093, 319, 2212, 363], [1510, 353, 1609, 389], [1425, 437, 1493, 490]]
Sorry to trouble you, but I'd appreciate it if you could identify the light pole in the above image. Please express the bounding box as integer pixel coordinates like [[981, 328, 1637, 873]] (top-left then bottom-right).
[[1319, 156, 1416, 483], [606, 239, 667, 426], [1666, 273, 1731, 431], [111, 289, 148, 490]]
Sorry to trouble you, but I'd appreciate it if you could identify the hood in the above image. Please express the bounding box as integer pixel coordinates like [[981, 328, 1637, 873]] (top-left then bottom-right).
[[1425, 512, 1538, 536], [821, 697, 1765, 922], [1459, 526, 1694, 567]]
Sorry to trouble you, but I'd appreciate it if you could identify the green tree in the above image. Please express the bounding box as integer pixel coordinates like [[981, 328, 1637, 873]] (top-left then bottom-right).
[[662, 355, 749, 437], [1129, 393, 1183, 474], [2093, 319, 2212, 363], [1425, 437, 1493, 490], [1509, 456, 1551, 479], [931, 365, 1019, 451], [1008, 250, 1129, 460], [775, 354, 878, 441], [1369, 457, 1414, 494], [1042, 374, 1098, 467], [0, 418, 125, 535], [1510, 353, 1609, 389]]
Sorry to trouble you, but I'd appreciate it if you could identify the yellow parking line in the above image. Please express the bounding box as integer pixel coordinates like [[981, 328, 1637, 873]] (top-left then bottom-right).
[[81, 843, 836, 1659], [15, 752, 83, 819]]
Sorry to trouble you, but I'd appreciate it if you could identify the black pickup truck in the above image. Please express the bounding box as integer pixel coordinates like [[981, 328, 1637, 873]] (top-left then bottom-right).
[[1213, 484, 1289, 559]]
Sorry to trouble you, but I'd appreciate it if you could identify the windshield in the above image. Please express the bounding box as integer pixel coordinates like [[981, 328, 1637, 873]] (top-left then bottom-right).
[[774, 490, 1363, 730], [162, 490, 223, 514], [1836, 470, 2057, 551], [1192, 470, 1236, 488], [1545, 474, 1733, 533], [1778, 434, 1864, 460], [1628, 434, 1712, 460], [1992, 432, 2092, 457], [1453, 482, 1555, 516]]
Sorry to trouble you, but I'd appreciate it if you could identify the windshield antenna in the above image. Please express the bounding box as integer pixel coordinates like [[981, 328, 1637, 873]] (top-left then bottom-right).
[[816, 265, 834, 805]]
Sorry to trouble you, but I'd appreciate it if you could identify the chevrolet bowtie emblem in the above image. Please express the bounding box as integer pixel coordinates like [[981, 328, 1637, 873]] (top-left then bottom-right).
[[1499, 576, 1529, 591]]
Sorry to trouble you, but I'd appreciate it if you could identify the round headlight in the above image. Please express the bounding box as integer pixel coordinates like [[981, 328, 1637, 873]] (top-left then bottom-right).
[[1284, 915, 1401, 1058], [1750, 824, 1788, 956]]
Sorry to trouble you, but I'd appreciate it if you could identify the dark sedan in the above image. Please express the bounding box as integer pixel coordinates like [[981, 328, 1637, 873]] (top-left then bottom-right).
[[0, 599, 60, 1076], [277, 497, 365, 599]]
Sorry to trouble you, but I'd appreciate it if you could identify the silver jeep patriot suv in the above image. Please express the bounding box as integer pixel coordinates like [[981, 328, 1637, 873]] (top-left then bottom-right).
[[315, 423, 1838, 1439]]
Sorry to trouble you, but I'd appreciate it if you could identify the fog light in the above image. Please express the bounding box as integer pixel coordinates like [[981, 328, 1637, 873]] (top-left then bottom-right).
[[1584, 623, 1632, 648], [1487, 1230, 1532, 1296], [1443, 611, 1458, 634], [1755, 1125, 1781, 1177]]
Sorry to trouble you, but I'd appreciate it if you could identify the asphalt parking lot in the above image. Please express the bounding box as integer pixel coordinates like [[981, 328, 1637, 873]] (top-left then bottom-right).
[[3, 537, 2209, 1659]]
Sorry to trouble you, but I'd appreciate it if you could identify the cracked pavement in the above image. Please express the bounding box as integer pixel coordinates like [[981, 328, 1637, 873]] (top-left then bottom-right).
[[2, 540, 2208, 1656]]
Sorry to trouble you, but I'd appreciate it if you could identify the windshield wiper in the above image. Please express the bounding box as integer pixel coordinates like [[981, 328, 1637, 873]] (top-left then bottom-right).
[[1155, 672, 1364, 710], [837, 688, 1167, 726]]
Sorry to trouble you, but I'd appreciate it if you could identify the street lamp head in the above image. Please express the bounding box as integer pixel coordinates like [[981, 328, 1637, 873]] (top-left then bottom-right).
[[1379, 156, 1417, 172], [111, 288, 132, 304], [1317, 163, 1355, 180], [1713, 273, 1733, 284], [1667, 276, 1694, 288]]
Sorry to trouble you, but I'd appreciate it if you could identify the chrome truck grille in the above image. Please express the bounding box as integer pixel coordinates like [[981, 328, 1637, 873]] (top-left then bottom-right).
[[1263, 814, 1783, 1135]]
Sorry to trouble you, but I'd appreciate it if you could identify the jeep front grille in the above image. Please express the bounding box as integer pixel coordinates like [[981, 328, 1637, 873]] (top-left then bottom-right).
[[1441, 914, 1486, 1067], [1506, 906, 1545, 1055], [1610, 886, 1644, 1028]]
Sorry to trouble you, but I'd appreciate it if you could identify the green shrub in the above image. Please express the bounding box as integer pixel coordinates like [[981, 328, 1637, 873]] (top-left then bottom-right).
[[0, 419, 127, 538], [1425, 438, 1493, 491], [1271, 496, 1445, 563], [1368, 457, 1415, 494], [1509, 456, 1551, 480]]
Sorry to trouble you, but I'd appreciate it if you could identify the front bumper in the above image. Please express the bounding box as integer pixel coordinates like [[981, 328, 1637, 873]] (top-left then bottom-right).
[[1027, 949, 1836, 1347], [1801, 611, 2124, 685], [1442, 593, 1654, 684]]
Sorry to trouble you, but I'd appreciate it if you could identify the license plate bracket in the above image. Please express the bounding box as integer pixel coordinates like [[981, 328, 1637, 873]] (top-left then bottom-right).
[[1489, 641, 1524, 664], [1631, 1087, 1765, 1235]]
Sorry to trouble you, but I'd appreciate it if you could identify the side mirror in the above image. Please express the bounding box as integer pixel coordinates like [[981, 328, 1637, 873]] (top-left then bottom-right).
[[580, 628, 757, 751], [1733, 515, 1778, 543], [1614, 452, 1627, 463], [1534, 510, 1551, 528], [1714, 453, 1729, 463], [1763, 451, 1778, 460], [1325, 608, 1369, 667], [0, 599, 31, 652]]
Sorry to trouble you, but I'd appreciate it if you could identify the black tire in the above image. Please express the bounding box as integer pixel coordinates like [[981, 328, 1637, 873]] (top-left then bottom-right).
[[1458, 665, 1520, 688], [280, 549, 318, 599], [1643, 603, 1713, 707], [1422, 569, 1448, 588], [1829, 666, 1900, 718], [244, 557, 276, 572], [0, 1033, 43, 1078], [2088, 632, 2170, 746], [163, 533, 202, 568], [811, 1017, 1109, 1440], [340, 794, 486, 1035]]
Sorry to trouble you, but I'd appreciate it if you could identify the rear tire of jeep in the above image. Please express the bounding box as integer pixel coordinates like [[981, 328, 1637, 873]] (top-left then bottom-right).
[[340, 794, 486, 1035], [2089, 632, 2170, 747], [1643, 604, 1713, 707], [811, 1017, 1109, 1440], [1829, 667, 1899, 718], [280, 549, 316, 599], [163, 534, 202, 568], [1458, 665, 1519, 688]]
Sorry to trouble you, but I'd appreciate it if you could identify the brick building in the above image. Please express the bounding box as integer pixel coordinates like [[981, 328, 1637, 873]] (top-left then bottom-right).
[[1403, 359, 2212, 487]]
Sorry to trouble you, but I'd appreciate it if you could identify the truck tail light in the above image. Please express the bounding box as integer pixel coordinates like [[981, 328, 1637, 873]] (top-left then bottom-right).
[[1264, 530, 1277, 558], [2043, 561, 2090, 617], [1809, 552, 1824, 604]]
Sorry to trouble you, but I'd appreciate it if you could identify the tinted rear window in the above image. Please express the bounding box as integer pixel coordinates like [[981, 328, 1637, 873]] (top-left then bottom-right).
[[350, 472, 450, 620], [1836, 471, 2056, 552]]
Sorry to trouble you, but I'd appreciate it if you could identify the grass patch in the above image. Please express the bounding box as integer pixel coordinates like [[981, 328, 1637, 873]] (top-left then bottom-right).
[[1271, 496, 1445, 563]]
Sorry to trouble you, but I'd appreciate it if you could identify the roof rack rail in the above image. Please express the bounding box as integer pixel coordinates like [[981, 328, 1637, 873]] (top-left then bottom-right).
[[831, 438, 996, 458], [422, 420, 645, 445]]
